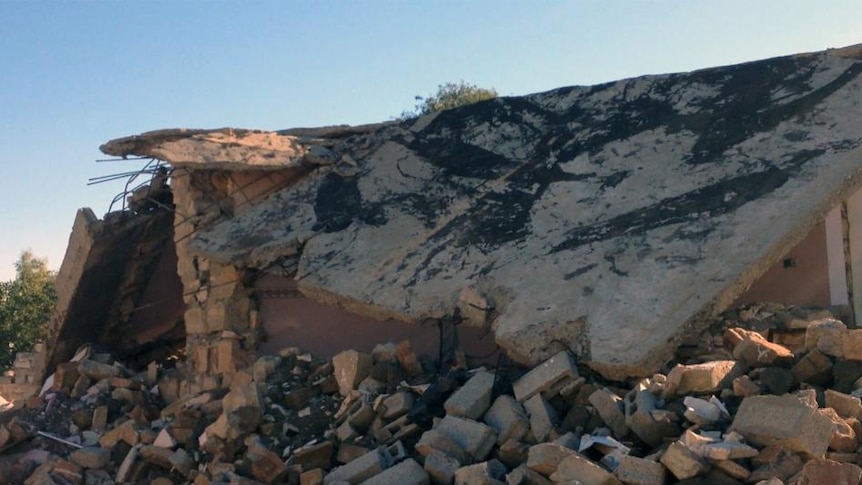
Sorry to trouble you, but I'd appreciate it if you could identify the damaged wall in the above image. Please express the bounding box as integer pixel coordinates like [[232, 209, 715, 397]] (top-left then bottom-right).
[[43, 206, 184, 378]]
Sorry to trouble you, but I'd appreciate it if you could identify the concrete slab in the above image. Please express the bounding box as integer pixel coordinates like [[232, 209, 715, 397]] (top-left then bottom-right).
[[104, 45, 862, 379]]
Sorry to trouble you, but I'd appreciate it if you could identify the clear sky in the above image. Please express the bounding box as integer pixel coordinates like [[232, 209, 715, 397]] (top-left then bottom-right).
[[0, 1, 860, 281]]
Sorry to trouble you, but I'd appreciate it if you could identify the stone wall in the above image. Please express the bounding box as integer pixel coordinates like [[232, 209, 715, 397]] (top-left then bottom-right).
[[172, 167, 299, 391]]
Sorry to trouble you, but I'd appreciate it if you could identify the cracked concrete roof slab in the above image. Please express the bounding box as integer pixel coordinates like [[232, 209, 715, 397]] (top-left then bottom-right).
[[104, 45, 862, 379]]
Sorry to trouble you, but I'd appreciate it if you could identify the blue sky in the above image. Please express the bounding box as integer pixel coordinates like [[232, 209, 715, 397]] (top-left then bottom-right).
[[1, 1, 860, 281]]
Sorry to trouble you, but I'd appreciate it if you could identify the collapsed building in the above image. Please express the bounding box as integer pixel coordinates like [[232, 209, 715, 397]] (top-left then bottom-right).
[[30, 43, 862, 398]]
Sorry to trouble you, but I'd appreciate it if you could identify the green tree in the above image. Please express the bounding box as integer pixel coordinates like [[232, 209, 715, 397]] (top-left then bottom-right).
[[401, 81, 498, 119], [0, 251, 56, 369]]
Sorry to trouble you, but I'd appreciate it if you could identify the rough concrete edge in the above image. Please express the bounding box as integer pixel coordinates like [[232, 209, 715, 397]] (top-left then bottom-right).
[[277, 121, 397, 139], [41, 208, 100, 382], [590, 147, 862, 380], [828, 43, 862, 60], [296, 280, 415, 325]]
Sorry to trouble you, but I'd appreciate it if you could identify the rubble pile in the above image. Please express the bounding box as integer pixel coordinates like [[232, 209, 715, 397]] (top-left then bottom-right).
[[6, 304, 862, 484]]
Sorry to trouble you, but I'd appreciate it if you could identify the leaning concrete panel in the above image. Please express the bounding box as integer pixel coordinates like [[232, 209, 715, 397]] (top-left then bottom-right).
[[107, 46, 862, 379], [44, 210, 182, 374]]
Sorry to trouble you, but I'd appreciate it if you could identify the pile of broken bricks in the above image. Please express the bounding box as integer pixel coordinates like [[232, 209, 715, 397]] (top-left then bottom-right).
[[6, 305, 862, 484]]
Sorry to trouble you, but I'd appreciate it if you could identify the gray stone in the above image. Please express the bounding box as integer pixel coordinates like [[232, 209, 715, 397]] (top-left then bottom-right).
[[444, 371, 496, 419], [484, 395, 530, 445]]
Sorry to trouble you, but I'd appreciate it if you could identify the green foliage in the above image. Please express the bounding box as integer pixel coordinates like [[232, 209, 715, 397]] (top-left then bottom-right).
[[401, 81, 498, 119], [0, 251, 56, 370]]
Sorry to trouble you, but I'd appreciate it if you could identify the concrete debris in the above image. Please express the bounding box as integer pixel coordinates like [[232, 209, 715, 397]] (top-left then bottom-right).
[[10, 303, 862, 483]]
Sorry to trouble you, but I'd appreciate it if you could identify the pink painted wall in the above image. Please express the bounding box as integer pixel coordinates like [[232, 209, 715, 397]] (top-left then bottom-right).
[[734, 221, 831, 307], [255, 273, 499, 366]]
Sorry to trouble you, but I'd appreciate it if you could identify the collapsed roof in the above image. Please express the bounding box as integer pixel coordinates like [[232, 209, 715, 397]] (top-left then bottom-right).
[[101, 44, 862, 380]]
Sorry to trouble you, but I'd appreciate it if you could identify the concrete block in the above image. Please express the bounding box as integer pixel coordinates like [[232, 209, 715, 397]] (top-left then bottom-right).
[[624, 387, 679, 448], [505, 464, 552, 485], [523, 394, 559, 442], [324, 448, 385, 484], [588, 388, 627, 438], [453, 460, 506, 485], [395, 341, 423, 376], [435, 415, 497, 462], [727, 327, 793, 367], [295, 441, 335, 472], [92, 405, 108, 432], [381, 392, 414, 421], [68, 447, 111, 469], [221, 382, 263, 438], [550, 453, 621, 485], [792, 349, 833, 386], [77, 359, 121, 381], [512, 351, 578, 402], [424, 449, 461, 485], [497, 439, 529, 470], [663, 360, 744, 398], [820, 407, 858, 453], [415, 429, 470, 464], [301, 469, 325, 485], [214, 338, 239, 374], [526, 443, 577, 477], [333, 350, 373, 397], [484, 395, 530, 445], [845, 330, 862, 361], [804, 318, 846, 357], [798, 459, 862, 485], [445, 371, 495, 419], [659, 441, 708, 480], [825, 389, 862, 419], [730, 394, 835, 458], [361, 458, 429, 485], [614, 455, 665, 485], [711, 459, 750, 481]]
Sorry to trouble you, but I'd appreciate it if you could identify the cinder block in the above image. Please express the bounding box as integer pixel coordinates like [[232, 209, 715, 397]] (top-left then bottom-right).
[[614, 455, 666, 485], [523, 394, 558, 442], [659, 441, 708, 480], [435, 415, 497, 462], [513, 351, 578, 402], [730, 394, 834, 458], [444, 371, 495, 420], [483, 395, 529, 445], [588, 388, 628, 438], [361, 458, 429, 485]]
